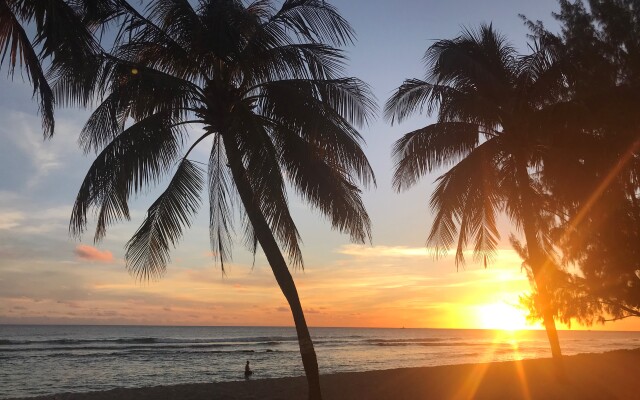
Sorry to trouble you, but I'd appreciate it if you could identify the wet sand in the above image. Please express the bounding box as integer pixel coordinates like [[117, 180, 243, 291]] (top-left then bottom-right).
[[15, 348, 640, 400]]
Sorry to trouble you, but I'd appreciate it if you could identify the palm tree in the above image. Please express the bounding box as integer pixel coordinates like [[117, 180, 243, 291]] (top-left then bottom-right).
[[385, 25, 567, 374], [66, 1, 375, 399]]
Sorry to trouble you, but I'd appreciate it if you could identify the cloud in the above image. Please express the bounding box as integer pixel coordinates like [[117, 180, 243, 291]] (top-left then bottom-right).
[[74, 244, 114, 263], [338, 244, 523, 263], [0, 211, 24, 230], [338, 244, 430, 258]]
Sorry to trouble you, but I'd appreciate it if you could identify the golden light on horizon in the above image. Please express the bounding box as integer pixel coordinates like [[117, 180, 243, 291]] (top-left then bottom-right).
[[477, 302, 531, 331]]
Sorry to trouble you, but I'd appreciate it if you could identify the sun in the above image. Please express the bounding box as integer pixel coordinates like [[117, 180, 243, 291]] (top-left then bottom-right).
[[477, 302, 531, 331]]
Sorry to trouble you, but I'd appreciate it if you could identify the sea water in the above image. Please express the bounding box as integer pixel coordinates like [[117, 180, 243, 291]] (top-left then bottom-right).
[[1, 325, 639, 399]]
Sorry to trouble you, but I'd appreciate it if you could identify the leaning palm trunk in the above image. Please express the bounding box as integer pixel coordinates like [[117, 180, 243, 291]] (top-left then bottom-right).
[[223, 133, 322, 400], [523, 224, 565, 378], [522, 225, 564, 365]]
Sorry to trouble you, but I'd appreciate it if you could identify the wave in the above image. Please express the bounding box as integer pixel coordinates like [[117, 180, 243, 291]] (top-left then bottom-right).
[[369, 341, 511, 348], [0, 347, 288, 360], [0, 342, 265, 353], [256, 341, 284, 346], [0, 337, 307, 354], [0, 335, 298, 347], [365, 338, 450, 343], [0, 337, 158, 346]]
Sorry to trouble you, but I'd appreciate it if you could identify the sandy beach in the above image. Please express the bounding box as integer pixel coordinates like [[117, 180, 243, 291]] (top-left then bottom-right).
[[13, 348, 640, 400]]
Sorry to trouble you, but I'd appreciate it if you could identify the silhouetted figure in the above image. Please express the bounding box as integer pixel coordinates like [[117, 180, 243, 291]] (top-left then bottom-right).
[[244, 360, 253, 379]]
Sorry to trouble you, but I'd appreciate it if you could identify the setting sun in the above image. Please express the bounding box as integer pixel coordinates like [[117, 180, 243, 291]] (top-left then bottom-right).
[[477, 302, 531, 331]]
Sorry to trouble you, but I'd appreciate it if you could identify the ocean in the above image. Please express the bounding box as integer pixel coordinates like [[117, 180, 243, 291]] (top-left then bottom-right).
[[1, 325, 639, 399]]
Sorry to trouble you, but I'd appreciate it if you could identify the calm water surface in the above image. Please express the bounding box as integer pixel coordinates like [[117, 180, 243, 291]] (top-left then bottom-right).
[[1, 325, 639, 398]]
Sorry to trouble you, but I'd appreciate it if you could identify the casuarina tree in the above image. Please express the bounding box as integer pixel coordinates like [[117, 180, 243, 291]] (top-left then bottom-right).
[[520, 0, 640, 326]]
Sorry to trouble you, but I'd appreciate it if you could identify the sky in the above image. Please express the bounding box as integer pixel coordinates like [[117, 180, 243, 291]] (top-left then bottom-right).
[[1, 0, 638, 331]]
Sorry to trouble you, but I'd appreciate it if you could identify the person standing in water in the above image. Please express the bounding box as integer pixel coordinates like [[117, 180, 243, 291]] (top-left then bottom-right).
[[244, 360, 253, 379]]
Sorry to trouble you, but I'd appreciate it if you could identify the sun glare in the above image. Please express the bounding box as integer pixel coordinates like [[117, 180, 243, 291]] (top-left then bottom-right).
[[477, 302, 530, 331]]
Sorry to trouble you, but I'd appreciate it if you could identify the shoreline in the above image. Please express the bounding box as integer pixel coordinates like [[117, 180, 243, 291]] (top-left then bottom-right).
[[11, 348, 640, 400]]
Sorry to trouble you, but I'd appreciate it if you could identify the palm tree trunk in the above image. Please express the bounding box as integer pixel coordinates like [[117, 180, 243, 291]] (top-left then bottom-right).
[[515, 161, 565, 379], [523, 217, 562, 365], [222, 134, 323, 400]]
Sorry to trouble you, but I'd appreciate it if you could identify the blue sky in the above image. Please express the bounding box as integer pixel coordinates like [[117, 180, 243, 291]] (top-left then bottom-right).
[[3, 0, 636, 330]]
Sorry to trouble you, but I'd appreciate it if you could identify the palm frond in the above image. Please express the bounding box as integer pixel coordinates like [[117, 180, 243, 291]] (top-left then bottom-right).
[[73, 0, 129, 29], [240, 42, 347, 85], [195, 0, 259, 61], [240, 212, 259, 266], [257, 77, 375, 187], [0, 0, 54, 137], [516, 40, 568, 106], [116, 38, 200, 82], [385, 77, 501, 129], [313, 78, 376, 128], [428, 139, 502, 268], [70, 112, 186, 241], [256, 77, 376, 132], [245, 0, 274, 21], [30, 0, 104, 112], [435, 86, 502, 128], [384, 79, 435, 124], [392, 122, 480, 191], [426, 24, 515, 105], [15, 0, 100, 58], [78, 90, 127, 154], [126, 159, 203, 281], [274, 124, 372, 244], [101, 57, 203, 121], [48, 52, 106, 108], [146, 0, 198, 48], [108, 0, 201, 80], [456, 164, 501, 268], [208, 134, 236, 270], [273, 0, 355, 46]]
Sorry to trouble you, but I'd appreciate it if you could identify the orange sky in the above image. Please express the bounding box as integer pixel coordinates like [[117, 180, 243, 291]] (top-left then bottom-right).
[[3, 240, 638, 331]]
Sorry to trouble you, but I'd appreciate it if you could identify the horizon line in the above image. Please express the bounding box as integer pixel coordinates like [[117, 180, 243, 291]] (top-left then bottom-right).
[[2, 323, 635, 332]]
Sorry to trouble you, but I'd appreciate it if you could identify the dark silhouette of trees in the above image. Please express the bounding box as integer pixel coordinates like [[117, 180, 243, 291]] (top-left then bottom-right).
[[64, 2, 374, 400], [521, 0, 640, 326], [386, 25, 568, 374]]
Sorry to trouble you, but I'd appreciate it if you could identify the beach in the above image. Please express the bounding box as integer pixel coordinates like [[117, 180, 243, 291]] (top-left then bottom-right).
[[13, 348, 640, 400]]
